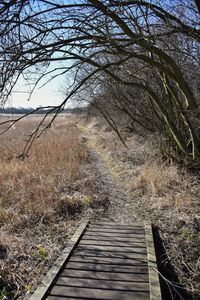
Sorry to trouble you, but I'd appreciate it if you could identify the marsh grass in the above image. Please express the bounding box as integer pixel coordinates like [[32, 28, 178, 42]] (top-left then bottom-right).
[[0, 115, 97, 298], [0, 116, 87, 230]]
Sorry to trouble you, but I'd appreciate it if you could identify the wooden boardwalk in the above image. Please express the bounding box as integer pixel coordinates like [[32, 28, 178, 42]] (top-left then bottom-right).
[[29, 221, 161, 300]]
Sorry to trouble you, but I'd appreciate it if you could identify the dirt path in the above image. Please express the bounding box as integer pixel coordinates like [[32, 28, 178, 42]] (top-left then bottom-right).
[[87, 148, 141, 223]]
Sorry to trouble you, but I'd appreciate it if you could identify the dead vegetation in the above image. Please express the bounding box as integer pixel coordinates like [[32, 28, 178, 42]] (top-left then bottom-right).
[[79, 116, 200, 298], [1, 114, 200, 299], [0, 115, 106, 299]]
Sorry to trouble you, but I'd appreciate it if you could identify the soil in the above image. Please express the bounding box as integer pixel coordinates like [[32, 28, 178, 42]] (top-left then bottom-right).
[[87, 149, 141, 223]]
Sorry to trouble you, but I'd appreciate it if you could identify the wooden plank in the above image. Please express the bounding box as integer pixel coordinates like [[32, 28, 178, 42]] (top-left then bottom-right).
[[60, 269, 149, 281], [74, 249, 147, 259], [81, 236, 146, 243], [84, 232, 146, 239], [47, 297, 94, 300], [56, 277, 150, 290], [77, 245, 147, 253], [90, 229, 145, 235], [145, 224, 161, 300], [91, 224, 144, 229], [65, 261, 149, 273], [89, 233, 145, 238], [49, 286, 150, 300], [87, 228, 146, 234], [86, 229, 145, 234], [92, 221, 144, 227], [91, 225, 145, 231], [70, 255, 148, 266], [29, 220, 89, 300], [80, 239, 146, 247]]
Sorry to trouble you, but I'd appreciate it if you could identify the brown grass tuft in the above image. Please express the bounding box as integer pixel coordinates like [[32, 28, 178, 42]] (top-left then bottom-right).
[[0, 116, 87, 230], [130, 162, 180, 194]]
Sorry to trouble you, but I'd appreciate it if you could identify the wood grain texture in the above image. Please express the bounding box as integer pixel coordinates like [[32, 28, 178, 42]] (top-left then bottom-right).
[[56, 277, 149, 290], [82, 236, 146, 242], [65, 261, 148, 273], [80, 239, 146, 247], [61, 269, 149, 281], [77, 245, 147, 253], [49, 286, 150, 300], [70, 255, 148, 266], [73, 249, 147, 259]]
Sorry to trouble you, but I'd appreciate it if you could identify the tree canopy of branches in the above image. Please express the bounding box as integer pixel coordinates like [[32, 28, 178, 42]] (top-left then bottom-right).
[[1, 0, 200, 159]]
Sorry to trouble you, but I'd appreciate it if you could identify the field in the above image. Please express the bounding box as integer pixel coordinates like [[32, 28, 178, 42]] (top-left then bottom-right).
[[0, 114, 200, 299]]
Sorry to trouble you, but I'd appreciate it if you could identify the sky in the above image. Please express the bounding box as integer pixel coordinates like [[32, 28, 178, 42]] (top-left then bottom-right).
[[9, 74, 68, 109], [10, 84, 61, 109], [8, 58, 75, 109]]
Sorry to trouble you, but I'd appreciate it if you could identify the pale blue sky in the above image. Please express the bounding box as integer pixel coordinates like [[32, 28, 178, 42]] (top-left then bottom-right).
[[9, 57, 74, 108], [11, 85, 60, 108], [10, 72, 69, 108]]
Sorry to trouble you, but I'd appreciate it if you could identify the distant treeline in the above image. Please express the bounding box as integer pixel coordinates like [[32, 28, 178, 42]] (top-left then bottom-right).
[[0, 106, 86, 115]]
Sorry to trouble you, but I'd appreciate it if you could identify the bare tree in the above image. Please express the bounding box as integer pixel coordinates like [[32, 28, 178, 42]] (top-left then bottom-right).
[[0, 0, 200, 159]]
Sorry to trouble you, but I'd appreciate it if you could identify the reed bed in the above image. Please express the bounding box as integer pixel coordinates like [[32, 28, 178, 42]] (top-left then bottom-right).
[[0, 115, 92, 299]]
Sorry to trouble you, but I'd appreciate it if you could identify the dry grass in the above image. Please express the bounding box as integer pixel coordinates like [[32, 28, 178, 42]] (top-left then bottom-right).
[[0, 116, 86, 231], [0, 115, 105, 299], [128, 162, 193, 208], [83, 117, 196, 209], [131, 162, 180, 193]]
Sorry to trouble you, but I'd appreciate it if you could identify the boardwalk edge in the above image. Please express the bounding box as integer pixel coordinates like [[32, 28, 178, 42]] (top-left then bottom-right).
[[145, 223, 162, 300], [28, 219, 89, 300]]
